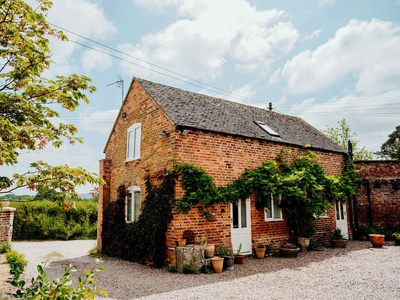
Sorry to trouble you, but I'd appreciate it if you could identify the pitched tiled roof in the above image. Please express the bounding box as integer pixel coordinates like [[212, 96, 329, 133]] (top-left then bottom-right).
[[136, 78, 346, 154]]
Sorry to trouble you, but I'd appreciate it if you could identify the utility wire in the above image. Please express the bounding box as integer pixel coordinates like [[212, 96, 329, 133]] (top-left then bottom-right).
[[50, 22, 260, 105]]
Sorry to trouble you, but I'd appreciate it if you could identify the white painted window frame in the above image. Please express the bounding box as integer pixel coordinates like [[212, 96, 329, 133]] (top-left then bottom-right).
[[264, 194, 283, 221], [125, 186, 141, 223], [126, 123, 141, 161]]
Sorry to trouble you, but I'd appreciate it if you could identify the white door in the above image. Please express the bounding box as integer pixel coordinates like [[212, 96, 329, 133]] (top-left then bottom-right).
[[335, 200, 349, 239], [231, 199, 252, 254]]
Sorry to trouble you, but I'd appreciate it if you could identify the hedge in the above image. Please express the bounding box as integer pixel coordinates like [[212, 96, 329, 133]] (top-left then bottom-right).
[[11, 200, 97, 240]]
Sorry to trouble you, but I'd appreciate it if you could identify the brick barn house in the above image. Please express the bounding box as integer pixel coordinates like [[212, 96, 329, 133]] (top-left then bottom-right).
[[98, 77, 348, 264]]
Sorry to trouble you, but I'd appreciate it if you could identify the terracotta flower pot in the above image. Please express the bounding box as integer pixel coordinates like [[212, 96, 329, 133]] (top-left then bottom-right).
[[255, 247, 266, 259], [234, 254, 245, 264], [0, 201, 10, 208], [177, 239, 187, 247], [205, 244, 215, 258], [369, 234, 385, 248], [211, 257, 224, 273]]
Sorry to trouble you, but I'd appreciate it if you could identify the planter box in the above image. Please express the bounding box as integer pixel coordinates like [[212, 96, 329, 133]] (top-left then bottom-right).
[[330, 239, 348, 248], [279, 247, 300, 258]]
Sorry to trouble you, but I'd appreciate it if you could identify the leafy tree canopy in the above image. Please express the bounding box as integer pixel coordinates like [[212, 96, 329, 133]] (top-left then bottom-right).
[[376, 125, 400, 160], [322, 119, 373, 160], [0, 0, 103, 199]]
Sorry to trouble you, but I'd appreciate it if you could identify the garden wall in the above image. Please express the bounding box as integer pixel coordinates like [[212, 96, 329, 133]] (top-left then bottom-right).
[[355, 160, 400, 228]]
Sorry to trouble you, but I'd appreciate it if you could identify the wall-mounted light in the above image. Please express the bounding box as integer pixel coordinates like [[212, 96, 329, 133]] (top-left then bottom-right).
[[121, 112, 127, 118], [181, 129, 188, 136]]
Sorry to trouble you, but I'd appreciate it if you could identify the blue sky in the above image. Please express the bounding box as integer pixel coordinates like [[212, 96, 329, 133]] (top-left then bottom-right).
[[6, 0, 400, 194]]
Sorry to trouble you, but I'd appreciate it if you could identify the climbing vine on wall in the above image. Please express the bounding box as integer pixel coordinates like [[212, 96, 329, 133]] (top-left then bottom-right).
[[102, 171, 175, 268], [173, 151, 359, 238]]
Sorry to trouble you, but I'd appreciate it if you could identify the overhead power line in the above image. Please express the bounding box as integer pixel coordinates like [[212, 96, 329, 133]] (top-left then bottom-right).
[[50, 23, 260, 106]]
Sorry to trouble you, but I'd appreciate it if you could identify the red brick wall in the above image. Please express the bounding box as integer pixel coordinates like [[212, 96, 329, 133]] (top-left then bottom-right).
[[168, 128, 344, 253], [355, 161, 400, 228]]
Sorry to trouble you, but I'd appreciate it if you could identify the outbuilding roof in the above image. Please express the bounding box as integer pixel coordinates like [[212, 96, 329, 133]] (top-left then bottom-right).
[[135, 78, 346, 154]]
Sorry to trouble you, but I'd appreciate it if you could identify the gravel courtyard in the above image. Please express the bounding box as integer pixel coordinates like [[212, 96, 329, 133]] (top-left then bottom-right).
[[10, 240, 400, 299]]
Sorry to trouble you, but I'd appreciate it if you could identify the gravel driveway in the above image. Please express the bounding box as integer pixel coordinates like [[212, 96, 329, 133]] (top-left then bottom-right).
[[11, 240, 400, 300]]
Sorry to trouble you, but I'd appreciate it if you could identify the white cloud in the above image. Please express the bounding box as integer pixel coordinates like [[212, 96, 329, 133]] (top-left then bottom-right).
[[79, 110, 119, 134], [284, 90, 400, 152], [121, 0, 298, 80], [303, 29, 322, 41], [81, 49, 113, 72], [231, 83, 256, 101], [318, 0, 335, 7], [281, 19, 400, 95], [46, 0, 117, 75]]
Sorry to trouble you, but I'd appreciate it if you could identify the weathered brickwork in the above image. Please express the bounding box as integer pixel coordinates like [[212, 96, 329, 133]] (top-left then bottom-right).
[[0, 207, 16, 243], [355, 161, 400, 228], [170, 128, 344, 253], [99, 80, 346, 263]]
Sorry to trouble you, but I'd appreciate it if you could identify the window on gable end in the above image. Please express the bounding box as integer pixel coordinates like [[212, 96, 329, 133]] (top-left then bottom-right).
[[264, 194, 283, 221], [126, 123, 141, 160], [254, 121, 280, 138], [126, 186, 141, 223]]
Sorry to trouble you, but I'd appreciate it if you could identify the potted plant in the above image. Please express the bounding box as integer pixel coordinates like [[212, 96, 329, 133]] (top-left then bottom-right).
[[219, 246, 234, 270], [204, 211, 217, 222], [279, 242, 300, 257], [233, 243, 245, 264], [330, 228, 348, 248], [210, 256, 224, 273], [369, 233, 385, 248], [255, 244, 266, 259], [201, 235, 215, 258], [392, 232, 400, 246], [177, 238, 187, 247], [297, 236, 311, 252]]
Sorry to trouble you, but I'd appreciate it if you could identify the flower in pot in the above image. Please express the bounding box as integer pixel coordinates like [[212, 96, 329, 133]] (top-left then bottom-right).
[[330, 228, 348, 248], [279, 242, 300, 258], [219, 246, 234, 270], [392, 232, 400, 246], [233, 243, 245, 264], [255, 243, 266, 259]]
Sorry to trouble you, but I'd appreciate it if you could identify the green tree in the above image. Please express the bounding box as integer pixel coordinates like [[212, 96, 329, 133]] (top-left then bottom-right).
[[0, 0, 103, 199], [376, 125, 400, 160], [322, 119, 373, 160]]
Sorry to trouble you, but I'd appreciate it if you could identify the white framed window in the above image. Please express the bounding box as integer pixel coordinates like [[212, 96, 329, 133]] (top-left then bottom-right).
[[125, 186, 141, 223], [264, 194, 283, 221], [126, 123, 141, 161]]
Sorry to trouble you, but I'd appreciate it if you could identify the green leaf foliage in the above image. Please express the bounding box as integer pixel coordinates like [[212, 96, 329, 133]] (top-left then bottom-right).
[[102, 172, 175, 268], [11, 260, 107, 299], [11, 200, 98, 240], [0, 0, 103, 196], [172, 152, 358, 238], [376, 125, 400, 160], [5, 250, 28, 274]]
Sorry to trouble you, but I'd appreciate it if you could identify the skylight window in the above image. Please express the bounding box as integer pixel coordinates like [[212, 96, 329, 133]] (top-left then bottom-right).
[[254, 121, 280, 137]]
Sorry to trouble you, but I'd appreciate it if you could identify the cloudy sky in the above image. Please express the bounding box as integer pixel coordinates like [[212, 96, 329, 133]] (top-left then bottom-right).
[[6, 0, 400, 194]]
